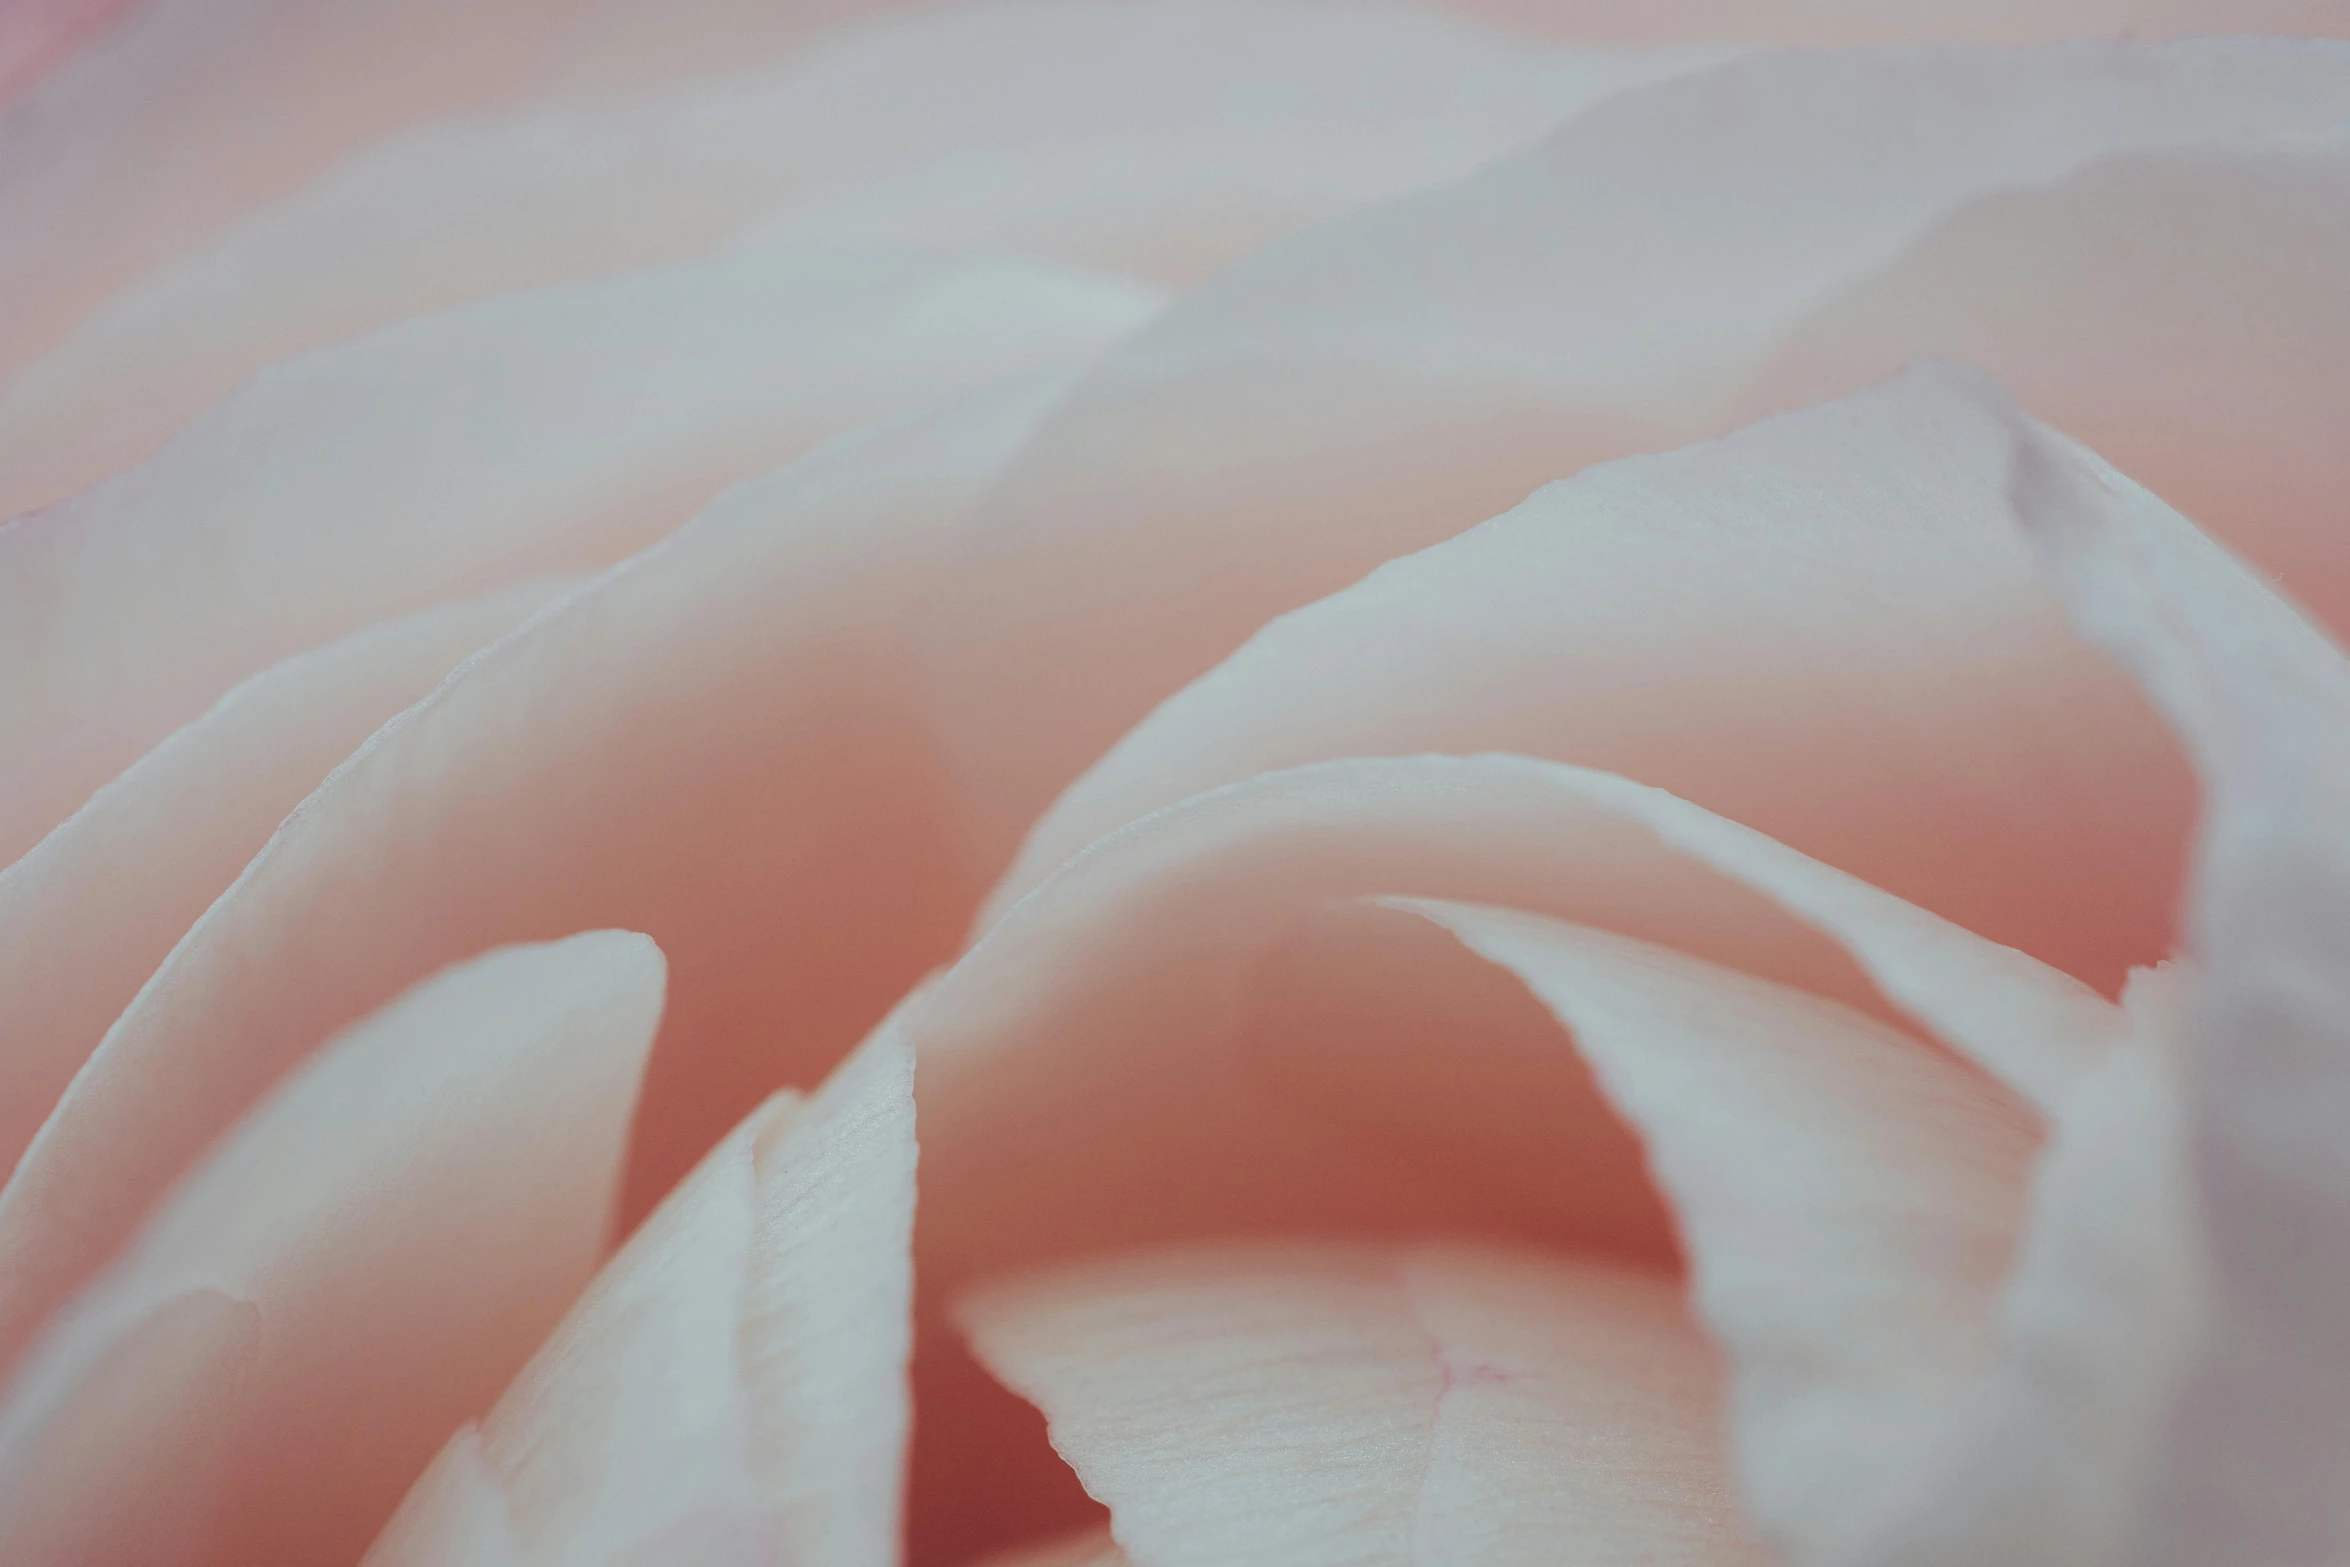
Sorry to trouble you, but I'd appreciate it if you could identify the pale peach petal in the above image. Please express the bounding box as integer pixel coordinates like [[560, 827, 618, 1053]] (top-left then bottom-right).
[[961, 1243, 1764, 1566], [905, 750, 2110, 1558], [0, 0, 906, 379], [0, 244, 1158, 865], [366, 1013, 915, 1567], [0, 931, 664, 1567], [2000, 399, 2350, 1563], [1752, 134, 2350, 643], [1000, 363, 2190, 993], [968, 1527, 1129, 1567], [0, 2, 1707, 514], [1453, 0, 2350, 45], [1397, 904, 2038, 1564], [0, 575, 569, 1181], [0, 0, 127, 102], [0, 375, 1057, 1383], [923, 42, 2350, 874], [1834, 967, 2202, 1567]]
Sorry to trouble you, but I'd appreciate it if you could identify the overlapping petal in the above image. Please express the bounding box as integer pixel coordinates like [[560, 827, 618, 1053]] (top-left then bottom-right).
[[0, 1, 1709, 514], [0, 241, 1158, 865], [962, 1244, 1764, 1566], [0, 375, 1062, 1376], [364, 1015, 915, 1567], [0, 931, 665, 1566], [923, 41, 2350, 874], [0, 575, 571, 1178]]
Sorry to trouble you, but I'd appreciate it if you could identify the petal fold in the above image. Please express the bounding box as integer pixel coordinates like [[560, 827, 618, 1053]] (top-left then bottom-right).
[[0, 931, 664, 1566]]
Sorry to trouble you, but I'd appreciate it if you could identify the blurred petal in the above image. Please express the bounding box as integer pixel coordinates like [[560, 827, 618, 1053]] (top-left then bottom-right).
[[0, 375, 1055, 1383], [924, 41, 2350, 871], [0, 241, 1158, 866], [970, 1528, 1129, 1567], [961, 1243, 1764, 1566], [1752, 134, 2350, 643], [906, 750, 2109, 1557], [0, 0, 127, 102], [1002, 363, 2190, 992], [0, 0, 905, 378], [0, 575, 570, 1179], [0, 1, 1706, 512], [1398, 904, 2037, 1563], [2003, 398, 2350, 1562], [0, 931, 664, 1566], [366, 1012, 916, 1567], [1454, 0, 2350, 45]]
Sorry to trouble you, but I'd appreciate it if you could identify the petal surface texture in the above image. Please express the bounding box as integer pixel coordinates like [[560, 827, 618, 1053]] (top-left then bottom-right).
[[0, 241, 1159, 864], [962, 1243, 1766, 1566], [365, 1014, 916, 1567], [0, 931, 665, 1566], [925, 41, 2350, 878]]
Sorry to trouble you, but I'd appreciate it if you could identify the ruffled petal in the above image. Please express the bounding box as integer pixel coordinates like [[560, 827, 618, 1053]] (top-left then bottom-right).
[[961, 1243, 1764, 1566], [0, 375, 1054, 1376], [1751, 133, 2350, 643], [0, 241, 1157, 864], [905, 750, 2110, 1558], [0, 1, 1706, 513], [923, 42, 2350, 873], [1397, 904, 2037, 1563], [2003, 391, 2350, 1563], [998, 363, 2190, 992], [364, 1011, 915, 1567], [0, 576, 569, 1178], [0, 931, 664, 1566]]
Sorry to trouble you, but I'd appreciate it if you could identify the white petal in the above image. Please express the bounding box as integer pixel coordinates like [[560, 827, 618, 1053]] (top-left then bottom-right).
[[962, 1243, 1764, 1566], [366, 1011, 916, 1567], [0, 931, 664, 1566]]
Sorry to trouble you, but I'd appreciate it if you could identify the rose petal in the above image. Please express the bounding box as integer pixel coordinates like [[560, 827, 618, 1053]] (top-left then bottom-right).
[[960, 1243, 1765, 1566], [364, 1009, 915, 1567], [923, 41, 2350, 874], [1454, 0, 2350, 46], [0, 575, 570, 1179], [1751, 133, 2350, 643], [1395, 903, 2038, 1564], [969, 1528, 1130, 1567], [0, 374, 1056, 1381], [0, 241, 1159, 865], [1000, 362, 2190, 993], [0, 0, 903, 378], [0, 931, 665, 1566], [0, 2, 1708, 514], [2002, 396, 2350, 1562], [905, 751, 2111, 1557]]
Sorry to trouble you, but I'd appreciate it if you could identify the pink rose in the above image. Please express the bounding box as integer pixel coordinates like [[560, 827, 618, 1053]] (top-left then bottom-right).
[[0, 3, 2346, 1564]]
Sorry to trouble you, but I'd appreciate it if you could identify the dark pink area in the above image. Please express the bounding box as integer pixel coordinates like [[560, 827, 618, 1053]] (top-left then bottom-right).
[[0, 0, 134, 104]]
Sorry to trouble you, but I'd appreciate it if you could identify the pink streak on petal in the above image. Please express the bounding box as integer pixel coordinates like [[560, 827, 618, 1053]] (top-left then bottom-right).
[[367, 1014, 915, 1567], [0, 575, 569, 1182], [0, 931, 664, 1566], [0, 0, 130, 104], [961, 1243, 1766, 1566]]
